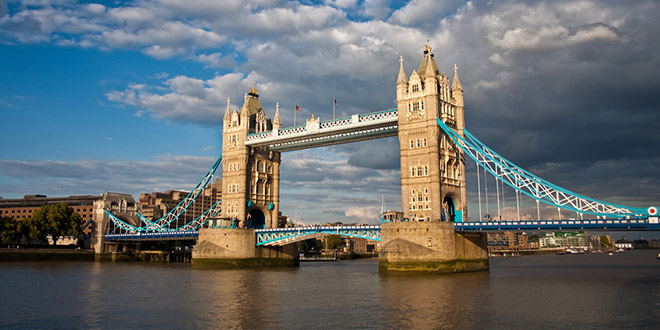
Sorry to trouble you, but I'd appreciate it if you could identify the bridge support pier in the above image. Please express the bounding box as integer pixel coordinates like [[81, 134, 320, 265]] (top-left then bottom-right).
[[192, 228, 299, 268], [379, 222, 488, 274]]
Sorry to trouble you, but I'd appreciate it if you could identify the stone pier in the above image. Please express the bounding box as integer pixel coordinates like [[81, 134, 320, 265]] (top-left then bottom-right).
[[379, 221, 488, 274], [191, 228, 299, 268]]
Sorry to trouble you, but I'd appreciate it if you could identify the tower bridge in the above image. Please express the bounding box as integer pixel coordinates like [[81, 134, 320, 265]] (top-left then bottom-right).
[[95, 42, 658, 272]]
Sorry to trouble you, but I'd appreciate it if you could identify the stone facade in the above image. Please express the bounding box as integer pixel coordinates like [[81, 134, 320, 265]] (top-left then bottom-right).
[[192, 228, 298, 268], [379, 221, 488, 273], [396, 42, 467, 222], [221, 84, 281, 229]]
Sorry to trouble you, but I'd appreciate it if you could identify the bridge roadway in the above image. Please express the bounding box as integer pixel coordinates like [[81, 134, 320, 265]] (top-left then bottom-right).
[[104, 217, 659, 243]]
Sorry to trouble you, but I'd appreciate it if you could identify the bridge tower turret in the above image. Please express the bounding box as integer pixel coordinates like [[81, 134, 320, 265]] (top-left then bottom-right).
[[396, 41, 467, 223], [221, 84, 281, 229]]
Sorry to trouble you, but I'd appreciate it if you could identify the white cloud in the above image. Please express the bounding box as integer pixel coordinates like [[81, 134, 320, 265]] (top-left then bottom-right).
[[490, 24, 625, 52], [0, 155, 218, 198], [389, 0, 463, 26], [360, 0, 391, 20], [2, 0, 660, 222], [345, 206, 380, 221], [106, 73, 258, 124]]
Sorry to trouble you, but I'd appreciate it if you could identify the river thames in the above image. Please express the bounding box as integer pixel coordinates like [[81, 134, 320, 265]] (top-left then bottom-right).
[[1, 250, 659, 329]]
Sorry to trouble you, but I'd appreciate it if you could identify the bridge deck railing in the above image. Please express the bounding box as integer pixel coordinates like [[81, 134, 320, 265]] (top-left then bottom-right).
[[245, 108, 398, 144]]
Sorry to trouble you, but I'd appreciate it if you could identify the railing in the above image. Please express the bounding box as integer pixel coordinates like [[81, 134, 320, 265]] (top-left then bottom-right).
[[245, 108, 397, 144], [455, 218, 660, 231], [255, 225, 381, 246]]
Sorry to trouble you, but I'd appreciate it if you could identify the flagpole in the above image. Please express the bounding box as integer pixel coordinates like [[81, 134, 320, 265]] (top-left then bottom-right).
[[294, 105, 296, 127], [333, 95, 336, 121]]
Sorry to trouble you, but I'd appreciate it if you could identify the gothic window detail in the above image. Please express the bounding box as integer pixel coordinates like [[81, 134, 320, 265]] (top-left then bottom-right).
[[412, 84, 419, 93]]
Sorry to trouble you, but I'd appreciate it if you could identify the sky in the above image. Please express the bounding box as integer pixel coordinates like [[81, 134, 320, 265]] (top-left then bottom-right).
[[1, 0, 659, 226]]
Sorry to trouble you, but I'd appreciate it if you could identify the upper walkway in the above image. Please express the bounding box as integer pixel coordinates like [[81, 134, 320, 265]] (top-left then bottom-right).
[[245, 109, 398, 151]]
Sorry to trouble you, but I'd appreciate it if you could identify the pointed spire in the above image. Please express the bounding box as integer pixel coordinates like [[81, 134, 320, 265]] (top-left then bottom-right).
[[249, 82, 259, 97], [273, 102, 281, 129], [425, 55, 436, 80], [417, 41, 438, 80], [397, 56, 408, 85], [224, 97, 231, 121], [452, 64, 463, 92]]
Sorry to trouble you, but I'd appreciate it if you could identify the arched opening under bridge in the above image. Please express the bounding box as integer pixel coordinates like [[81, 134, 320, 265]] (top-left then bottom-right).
[[247, 208, 266, 229], [443, 196, 456, 222]]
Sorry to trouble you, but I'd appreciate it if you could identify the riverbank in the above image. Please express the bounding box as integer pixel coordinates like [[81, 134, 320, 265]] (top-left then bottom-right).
[[0, 248, 95, 262]]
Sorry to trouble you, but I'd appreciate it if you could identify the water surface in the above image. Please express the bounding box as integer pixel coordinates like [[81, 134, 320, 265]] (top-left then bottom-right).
[[1, 250, 659, 329]]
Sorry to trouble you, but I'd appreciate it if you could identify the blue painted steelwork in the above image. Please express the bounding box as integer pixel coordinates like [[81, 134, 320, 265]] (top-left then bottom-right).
[[81, 218, 94, 231], [104, 217, 660, 242], [436, 118, 653, 218], [104, 231, 199, 241], [140, 155, 222, 231], [255, 225, 381, 246], [105, 155, 222, 233], [106, 199, 222, 234], [455, 217, 660, 231]]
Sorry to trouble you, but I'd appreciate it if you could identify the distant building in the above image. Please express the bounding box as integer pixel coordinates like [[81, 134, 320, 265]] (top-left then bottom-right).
[[487, 232, 529, 250], [539, 232, 590, 249], [382, 210, 404, 222], [615, 239, 633, 250], [0, 194, 105, 234]]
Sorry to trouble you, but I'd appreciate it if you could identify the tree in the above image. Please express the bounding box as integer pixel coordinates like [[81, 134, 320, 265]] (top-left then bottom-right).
[[324, 235, 343, 250], [30, 203, 81, 245], [0, 216, 23, 245], [599, 235, 611, 247]]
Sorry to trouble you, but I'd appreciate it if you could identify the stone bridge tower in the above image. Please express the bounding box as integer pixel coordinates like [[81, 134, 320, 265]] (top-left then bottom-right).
[[396, 41, 467, 222], [221, 84, 281, 229], [380, 42, 486, 274]]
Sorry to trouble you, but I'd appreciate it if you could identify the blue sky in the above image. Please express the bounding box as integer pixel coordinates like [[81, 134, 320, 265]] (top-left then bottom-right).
[[1, 0, 660, 225]]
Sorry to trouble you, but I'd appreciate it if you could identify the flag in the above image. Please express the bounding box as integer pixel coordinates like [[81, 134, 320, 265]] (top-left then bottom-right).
[[333, 97, 338, 105], [295, 104, 302, 111]]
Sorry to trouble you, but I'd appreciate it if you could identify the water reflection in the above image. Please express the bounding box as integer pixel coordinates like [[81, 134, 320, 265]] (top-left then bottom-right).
[[380, 271, 490, 329], [186, 268, 298, 329], [1, 252, 660, 329]]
